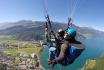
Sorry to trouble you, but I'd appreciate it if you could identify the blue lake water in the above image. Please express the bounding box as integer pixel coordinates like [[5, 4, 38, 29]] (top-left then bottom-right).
[[40, 38, 104, 70]]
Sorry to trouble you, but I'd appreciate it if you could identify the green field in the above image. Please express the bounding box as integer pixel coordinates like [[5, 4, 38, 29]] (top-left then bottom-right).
[[0, 38, 43, 56], [0, 38, 19, 45], [83, 56, 104, 70], [4, 47, 42, 56]]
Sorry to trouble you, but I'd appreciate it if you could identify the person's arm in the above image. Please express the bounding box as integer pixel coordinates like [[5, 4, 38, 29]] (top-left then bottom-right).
[[42, 28, 50, 46], [45, 28, 50, 42], [71, 41, 86, 50], [54, 43, 69, 62]]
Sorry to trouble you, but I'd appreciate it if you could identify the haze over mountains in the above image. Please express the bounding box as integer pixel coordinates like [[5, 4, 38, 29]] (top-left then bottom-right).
[[0, 20, 104, 41]]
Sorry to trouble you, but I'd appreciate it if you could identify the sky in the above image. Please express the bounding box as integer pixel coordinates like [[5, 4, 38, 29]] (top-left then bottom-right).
[[0, 0, 104, 31]]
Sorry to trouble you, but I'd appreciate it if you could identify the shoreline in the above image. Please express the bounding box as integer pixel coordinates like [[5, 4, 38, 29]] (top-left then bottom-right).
[[37, 54, 45, 70]]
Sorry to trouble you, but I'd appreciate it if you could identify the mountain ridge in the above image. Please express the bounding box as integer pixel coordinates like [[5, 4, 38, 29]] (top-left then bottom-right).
[[0, 20, 104, 40]]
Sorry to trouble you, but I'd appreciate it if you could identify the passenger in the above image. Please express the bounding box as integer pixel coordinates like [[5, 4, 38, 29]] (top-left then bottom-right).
[[48, 28, 85, 66]]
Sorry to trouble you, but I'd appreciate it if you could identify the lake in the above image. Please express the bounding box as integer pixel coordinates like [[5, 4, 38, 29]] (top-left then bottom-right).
[[40, 38, 104, 70]]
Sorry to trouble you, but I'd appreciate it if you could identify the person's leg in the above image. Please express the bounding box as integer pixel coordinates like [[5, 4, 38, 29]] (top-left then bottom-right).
[[48, 47, 56, 63]]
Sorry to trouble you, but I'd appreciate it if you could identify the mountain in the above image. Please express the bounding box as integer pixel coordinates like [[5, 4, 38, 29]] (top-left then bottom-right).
[[0, 20, 104, 40], [0, 20, 33, 30], [78, 27, 104, 39], [0, 21, 67, 40]]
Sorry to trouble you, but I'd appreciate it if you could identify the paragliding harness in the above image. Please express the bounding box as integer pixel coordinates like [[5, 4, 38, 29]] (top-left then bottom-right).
[[45, 14, 59, 70], [45, 15, 57, 47]]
